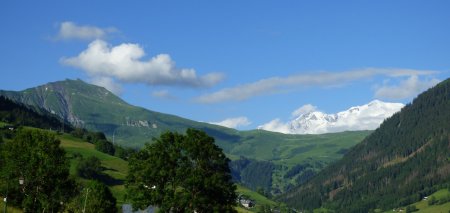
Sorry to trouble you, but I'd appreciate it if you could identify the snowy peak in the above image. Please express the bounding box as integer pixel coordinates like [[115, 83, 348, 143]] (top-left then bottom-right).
[[258, 100, 405, 134]]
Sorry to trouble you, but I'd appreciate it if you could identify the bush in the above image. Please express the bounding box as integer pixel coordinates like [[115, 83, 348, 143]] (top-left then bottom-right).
[[114, 145, 136, 160], [428, 196, 436, 206], [405, 205, 417, 213], [76, 156, 102, 179], [94, 139, 115, 155], [66, 180, 116, 213]]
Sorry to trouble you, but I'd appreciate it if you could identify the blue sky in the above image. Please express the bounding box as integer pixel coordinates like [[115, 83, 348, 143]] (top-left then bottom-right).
[[0, 1, 448, 129]]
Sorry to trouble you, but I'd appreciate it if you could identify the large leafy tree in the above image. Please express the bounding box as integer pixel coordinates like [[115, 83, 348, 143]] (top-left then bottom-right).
[[0, 129, 74, 212], [127, 129, 237, 212], [65, 180, 117, 213]]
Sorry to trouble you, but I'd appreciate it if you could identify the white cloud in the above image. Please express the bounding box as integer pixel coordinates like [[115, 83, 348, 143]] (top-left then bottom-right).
[[61, 39, 224, 88], [90, 76, 123, 95], [259, 100, 405, 134], [257, 118, 291, 134], [374, 75, 441, 100], [56, 21, 117, 40], [195, 68, 438, 104], [291, 104, 317, 118], [151, 90, 176, 100], [209, 117, 251, 129]]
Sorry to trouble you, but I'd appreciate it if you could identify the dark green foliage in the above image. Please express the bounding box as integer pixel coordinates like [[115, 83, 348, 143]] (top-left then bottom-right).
[[126, 129, 237, 212], [0, 129, 74, 211], [94, 139, 115, 155], [70, 128, 87, 139], [76, 156, 103, 179], [0, 95, 72, 132], [114, 145, 136, 160], [241, 161, 275, 192], [71, 128, 117, 156], [280, 78, 450, 212], [284, 164, 307, 179], [229, 156, 275, 192], [294, 169, 316, 185], [437, 194, 450, 205], [229, 156, 252, 182], [66, 180, 117, 213], [428, 196, 437, 206], [405, 205, 418, 213]]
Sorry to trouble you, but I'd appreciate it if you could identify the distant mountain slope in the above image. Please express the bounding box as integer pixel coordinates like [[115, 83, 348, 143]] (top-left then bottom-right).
[[280, 78, 450, 212], [0, 79, 240, 147], [259, 100, 404, 134]]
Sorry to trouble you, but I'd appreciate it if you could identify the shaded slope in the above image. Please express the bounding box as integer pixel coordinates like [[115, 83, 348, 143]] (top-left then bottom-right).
[[0, 95, 72, 131], [280, 78, 450, 212]]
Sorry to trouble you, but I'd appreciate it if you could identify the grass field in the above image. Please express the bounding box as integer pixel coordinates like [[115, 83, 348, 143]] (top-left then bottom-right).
[[235, 184, 289, 212], [382, 189, 450, 213], [58, 133, 129, 206]]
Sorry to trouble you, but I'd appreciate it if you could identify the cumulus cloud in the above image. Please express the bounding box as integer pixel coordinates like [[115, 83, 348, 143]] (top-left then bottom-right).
[[61, 39, 224, 88], [90, 76, 123, 95], [291, 104, 317, 118], [195, 68, 438, 104], [56, 21, 117, 40], [257, 119, 291, 134], [374, 75, 441, 100], [151, 90, 176, 100], [209, 117, 251, 129]]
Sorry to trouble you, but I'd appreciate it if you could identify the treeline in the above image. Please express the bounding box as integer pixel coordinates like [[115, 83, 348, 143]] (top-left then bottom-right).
[[0, 95, 72, 132], [280, 78, 450, 212], [70, 127, 136, 160], [229, 156, 275, 193]]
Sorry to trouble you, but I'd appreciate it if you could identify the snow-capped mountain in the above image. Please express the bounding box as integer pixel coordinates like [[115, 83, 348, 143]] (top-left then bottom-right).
[[258, 100, 405, 134]]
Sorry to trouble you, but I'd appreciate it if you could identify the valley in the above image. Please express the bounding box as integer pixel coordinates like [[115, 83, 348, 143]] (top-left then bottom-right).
[[1, 78, 449, 212]]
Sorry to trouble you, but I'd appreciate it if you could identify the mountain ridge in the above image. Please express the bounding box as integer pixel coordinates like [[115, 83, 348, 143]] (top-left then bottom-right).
[[0, 79, 242, 147]]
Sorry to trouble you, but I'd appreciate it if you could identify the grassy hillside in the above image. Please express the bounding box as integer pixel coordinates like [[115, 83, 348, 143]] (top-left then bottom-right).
[[384, 189, 450, 213], [229, 130, 369, 165], [57, 133, 129, 206]]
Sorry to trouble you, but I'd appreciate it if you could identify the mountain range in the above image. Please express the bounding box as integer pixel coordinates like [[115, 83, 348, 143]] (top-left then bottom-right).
[[259, 100, 404, 134]]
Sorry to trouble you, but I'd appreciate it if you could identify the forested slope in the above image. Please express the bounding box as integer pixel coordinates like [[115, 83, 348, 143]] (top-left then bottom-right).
[[280, 78, 450, 212]]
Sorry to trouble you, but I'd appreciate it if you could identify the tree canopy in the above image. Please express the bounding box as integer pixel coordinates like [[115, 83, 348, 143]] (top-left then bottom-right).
[[126, 129, 237, 212], [65, 180, 117, 213], [0, 129, 74, 212]]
